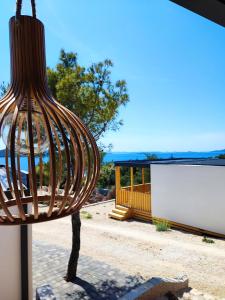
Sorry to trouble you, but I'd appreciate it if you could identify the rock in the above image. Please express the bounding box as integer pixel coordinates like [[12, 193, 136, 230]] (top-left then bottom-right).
[[36, 284, 56, 300], [119, 275, 188, 300]]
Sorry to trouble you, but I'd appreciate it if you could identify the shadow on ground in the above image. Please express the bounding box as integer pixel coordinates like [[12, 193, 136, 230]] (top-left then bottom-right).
[[33, 241, 144, 300], [65, 275, 142, 300]]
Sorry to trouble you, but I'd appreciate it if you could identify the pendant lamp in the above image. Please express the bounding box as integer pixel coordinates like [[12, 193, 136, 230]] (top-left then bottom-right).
[[0, 0, 100, 225]]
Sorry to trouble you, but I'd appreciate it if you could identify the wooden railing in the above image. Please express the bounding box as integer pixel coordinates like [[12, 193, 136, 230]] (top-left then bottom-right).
[[122, 183, 150, 193], [116, 183, 151, 213]]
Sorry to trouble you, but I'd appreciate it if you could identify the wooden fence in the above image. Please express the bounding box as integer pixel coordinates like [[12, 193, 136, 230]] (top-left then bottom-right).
[[116, 184, 151, 213]]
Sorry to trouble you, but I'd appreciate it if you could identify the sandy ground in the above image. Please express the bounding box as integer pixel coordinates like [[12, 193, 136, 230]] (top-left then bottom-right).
[[33, 201, 225, 298]]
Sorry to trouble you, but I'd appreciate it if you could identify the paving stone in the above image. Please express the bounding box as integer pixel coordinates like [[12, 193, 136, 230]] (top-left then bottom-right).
[[33, 240, 143, 299]]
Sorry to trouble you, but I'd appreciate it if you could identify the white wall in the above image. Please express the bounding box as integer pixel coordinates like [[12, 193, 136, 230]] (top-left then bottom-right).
[[0, 208, 32, 300], [151, 164, 225, 235]]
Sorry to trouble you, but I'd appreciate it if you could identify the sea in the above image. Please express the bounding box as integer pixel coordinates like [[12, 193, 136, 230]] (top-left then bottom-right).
[[103, 151, 225, 163], [1, 150, 224, 172]]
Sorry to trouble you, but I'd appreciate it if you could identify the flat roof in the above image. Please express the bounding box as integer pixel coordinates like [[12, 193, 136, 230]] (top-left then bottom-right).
[[114, 158, 225, 168], [0, 166, 28, 191], [170, 0, 225, 27]]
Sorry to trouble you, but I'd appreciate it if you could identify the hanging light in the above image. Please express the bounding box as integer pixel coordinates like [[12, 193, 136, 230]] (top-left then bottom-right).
[[0, 0, 100, 225]]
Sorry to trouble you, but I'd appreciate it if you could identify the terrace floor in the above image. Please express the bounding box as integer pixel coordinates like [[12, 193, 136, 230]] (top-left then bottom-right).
[[33, 201, 225, 299], [33, 240, 143, 299]]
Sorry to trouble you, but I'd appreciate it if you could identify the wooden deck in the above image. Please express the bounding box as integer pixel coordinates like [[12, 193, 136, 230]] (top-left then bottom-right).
[[109, 183, 151, 221], [109, 166, 152, 221]]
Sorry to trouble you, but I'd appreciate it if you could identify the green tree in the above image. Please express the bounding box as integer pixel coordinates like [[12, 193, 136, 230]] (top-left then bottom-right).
[[1, 50, 128, 144], [0, 82, 8, 97], [144, 153, 158, 160], [97, 162, 115, 189], [47, 50, 129, 141], [216, 154, 225, 159], [47, 50, 129, 282]]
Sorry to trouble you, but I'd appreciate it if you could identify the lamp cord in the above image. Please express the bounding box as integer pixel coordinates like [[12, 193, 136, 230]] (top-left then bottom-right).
[[16, 0, 36, 19]]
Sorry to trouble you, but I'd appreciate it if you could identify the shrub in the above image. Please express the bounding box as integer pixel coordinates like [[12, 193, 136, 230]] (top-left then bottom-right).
[[153, 219, 170, 232], [97, 163, 115, 189], [202, 236, 215, 244], [216, 154, 225, 159], [80, 211, 93, 219]]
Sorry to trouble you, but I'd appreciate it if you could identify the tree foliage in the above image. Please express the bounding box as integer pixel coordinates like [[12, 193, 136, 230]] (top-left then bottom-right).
[[97, 163, 115, 189], [47, 50, 129, 141], [0, 82, 8, 97], [1, 50, 130, 190], [144, 153, 158, 160], [1, 50, 129, 147], [216, 154, 225, 159], [97, 163, 151, 189]]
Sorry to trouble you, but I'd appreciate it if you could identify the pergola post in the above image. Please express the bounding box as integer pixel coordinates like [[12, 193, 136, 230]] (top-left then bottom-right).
[[115, 166, 121, 205], [130, 167, 134, 192], [130, 167, 134, 208], [142, 167, 145, 193]]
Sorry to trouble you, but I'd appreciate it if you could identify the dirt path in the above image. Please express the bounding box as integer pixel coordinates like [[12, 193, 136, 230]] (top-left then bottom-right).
[[33, 201, 225, 298]]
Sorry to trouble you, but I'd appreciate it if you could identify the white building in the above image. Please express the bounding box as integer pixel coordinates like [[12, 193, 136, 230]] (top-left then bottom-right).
[[151, 158, 225, 236], [111, 158, 225, 237]]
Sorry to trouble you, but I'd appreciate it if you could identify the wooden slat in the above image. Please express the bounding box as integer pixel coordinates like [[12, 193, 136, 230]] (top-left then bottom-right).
[[115, 166, 121, 205], [40, 98, 71, 213], [10, 100, 26, 221], [33, 114, 43, 188], [35, 96, 56, 218], [17, 114, 25, 197], [5, 147, 14, 196], [27, 91, 39, 219], [142, 168, 145, 193], [130, 167, 134, 192]]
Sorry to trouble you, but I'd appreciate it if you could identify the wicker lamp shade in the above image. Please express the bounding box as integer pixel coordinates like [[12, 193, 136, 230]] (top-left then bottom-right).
[[0, 13, 100, 224]]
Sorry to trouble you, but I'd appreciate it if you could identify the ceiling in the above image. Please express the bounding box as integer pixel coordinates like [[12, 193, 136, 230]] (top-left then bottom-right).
[[170, 0, 225, 27]]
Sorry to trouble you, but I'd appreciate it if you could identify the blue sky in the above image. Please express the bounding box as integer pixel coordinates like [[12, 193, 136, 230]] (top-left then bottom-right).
[[0, 0, 225, 152]]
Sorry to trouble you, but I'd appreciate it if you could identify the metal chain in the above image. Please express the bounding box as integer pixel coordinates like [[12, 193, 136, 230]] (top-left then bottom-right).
[[16, 0, 36, 18]]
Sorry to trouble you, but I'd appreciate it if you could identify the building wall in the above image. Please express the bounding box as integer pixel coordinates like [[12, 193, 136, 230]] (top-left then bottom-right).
[[0, 208, 32, 300], [151, 164, 225, 235]]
